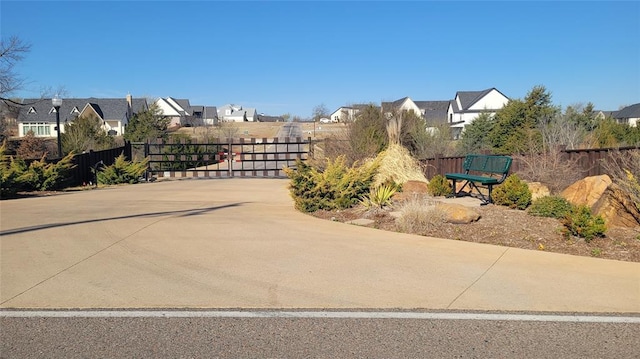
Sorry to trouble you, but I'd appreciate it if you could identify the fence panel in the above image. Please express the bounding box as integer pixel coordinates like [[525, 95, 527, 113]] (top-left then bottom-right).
[[67, 143, 132, 186], [144, 137, 310, 179], [417, 146, 639, 180]]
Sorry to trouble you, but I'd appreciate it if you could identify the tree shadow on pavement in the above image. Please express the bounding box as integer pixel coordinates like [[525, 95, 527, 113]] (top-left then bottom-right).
[[0, 202, 248, 236]]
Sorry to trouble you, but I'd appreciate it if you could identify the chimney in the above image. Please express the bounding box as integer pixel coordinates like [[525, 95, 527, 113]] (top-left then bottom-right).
[[126, 93, 133, 118]]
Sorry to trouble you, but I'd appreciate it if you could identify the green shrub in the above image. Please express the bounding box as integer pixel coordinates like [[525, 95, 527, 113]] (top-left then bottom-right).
[[528, 195, 574, 218], [15, 153, 75, 191], [0, 142, 20, 197], [560, 205, 607, 242], [492, 174, 532, 210], [97, 154, 149, 185], [284, 156, 380, 212], [428, 174, 452, 196]]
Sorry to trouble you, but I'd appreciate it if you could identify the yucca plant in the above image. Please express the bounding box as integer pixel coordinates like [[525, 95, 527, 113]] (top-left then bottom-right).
[[361, 183, 397, 209]]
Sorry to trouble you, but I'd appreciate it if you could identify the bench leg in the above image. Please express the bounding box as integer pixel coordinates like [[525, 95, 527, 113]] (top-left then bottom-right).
[[465, 181, 490, 205], [446, 179, 457, 198]]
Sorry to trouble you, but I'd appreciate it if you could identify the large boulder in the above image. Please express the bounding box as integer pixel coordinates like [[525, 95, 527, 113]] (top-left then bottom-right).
[[592, 183, 640, 228], [402, 180, 430, 194], [561, 175, 612, 208], [393, 180, 430, 202], [435, 202, 481, 224], [527, 182, 551, 202], [561, 175, 640, 228]]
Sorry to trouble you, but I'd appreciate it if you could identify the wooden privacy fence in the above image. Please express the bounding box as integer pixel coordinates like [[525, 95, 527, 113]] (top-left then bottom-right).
[[66, 143, 132, 186], [419, 146, 639, 180]]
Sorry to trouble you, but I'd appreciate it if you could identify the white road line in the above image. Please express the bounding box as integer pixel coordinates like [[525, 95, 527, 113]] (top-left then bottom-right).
[[1, 311, 639, 323]]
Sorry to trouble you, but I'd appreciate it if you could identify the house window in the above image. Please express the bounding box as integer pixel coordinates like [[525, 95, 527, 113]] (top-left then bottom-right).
[[449, 113, 453, 123], [22, 122, 51, 136]]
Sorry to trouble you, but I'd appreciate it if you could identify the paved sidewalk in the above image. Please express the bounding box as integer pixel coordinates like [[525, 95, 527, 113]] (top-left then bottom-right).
[[1, 178, 638, 312]]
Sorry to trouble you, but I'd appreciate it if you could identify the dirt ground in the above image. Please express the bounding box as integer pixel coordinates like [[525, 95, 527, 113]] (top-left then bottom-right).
[[310, 196, 640, 263]]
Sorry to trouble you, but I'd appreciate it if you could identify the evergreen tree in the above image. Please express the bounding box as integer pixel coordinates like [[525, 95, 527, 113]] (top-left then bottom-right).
[[124, 103, 169, 142], [489, 85, 558, 153], [459, 112, 495, 154], [62, 114, 114, 154]]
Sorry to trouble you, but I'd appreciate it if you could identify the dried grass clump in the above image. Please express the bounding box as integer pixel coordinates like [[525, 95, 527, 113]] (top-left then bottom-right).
[[374, 143, 428, 187], [396, 195, 445, 235]]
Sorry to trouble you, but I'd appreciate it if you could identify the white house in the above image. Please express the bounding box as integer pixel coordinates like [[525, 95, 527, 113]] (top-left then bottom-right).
[[329, 104, 370, 122], [217, 104, 258, 122], [447, 88, 510, 138], [382, 97, 423, 117], [155, 97, 192, 127]]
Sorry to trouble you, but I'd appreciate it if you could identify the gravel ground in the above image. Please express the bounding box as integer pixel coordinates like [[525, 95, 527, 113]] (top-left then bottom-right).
[[311, 200, 640, 263]]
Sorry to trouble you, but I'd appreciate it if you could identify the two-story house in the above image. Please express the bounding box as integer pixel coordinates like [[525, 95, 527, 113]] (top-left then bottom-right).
[[17, 94, 147, 138], [155, 97, 194, 127], [446, 88, 510, 138]]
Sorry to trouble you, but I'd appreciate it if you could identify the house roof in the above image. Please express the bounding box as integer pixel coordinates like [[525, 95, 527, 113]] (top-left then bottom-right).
[[17, 97, 147, 123], [381, 97, 412, 112], [203, 106, 217, 118], [614, 103, 640, 119], [455, 88, 494, 110], [257, 115, 284, 122], [415, 100, 450, 123], [165, 97, 191, 115]]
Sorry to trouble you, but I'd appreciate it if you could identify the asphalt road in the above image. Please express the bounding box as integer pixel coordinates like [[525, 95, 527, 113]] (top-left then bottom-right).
[[1, 310, 638, 358]]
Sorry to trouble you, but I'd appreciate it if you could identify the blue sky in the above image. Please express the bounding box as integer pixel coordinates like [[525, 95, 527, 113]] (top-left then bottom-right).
[[2, 1, 639, 118]]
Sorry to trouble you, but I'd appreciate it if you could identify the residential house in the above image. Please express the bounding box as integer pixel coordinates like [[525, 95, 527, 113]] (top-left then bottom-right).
[[155, 97, 192, 127], [613, 103, 640, 127], [446, 88, 510, 139], [594, 110, 616, 120], [257, 114, 285, 122], [17, 94, 147, 138], [217, 104, 258, 122], [414, 100, 450, 125], [329, 104, 372, 122], [382, 97, 422, 117], [190, 105, 218, 126]]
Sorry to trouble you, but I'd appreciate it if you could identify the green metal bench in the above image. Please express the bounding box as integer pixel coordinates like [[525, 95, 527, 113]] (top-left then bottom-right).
[[445, 154, 513, 205]]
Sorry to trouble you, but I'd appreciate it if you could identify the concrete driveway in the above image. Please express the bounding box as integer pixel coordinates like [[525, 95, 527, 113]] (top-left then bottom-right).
[[1, 178, 638, 312]]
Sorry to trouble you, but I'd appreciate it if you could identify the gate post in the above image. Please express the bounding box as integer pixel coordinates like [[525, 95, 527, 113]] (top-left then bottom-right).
[[228, 138, 233, 177]]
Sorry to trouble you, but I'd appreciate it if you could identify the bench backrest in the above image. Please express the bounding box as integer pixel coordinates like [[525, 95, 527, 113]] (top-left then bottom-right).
[[463, 155, 512, 175]]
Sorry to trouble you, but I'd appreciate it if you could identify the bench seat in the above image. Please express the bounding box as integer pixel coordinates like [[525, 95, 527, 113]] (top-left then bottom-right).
[[444, 173, 500, 185], [444, 154, 512, 205]]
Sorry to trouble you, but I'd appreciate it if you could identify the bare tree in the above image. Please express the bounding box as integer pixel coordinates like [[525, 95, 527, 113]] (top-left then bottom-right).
[[312, 103, 329, 122], [0, 36, 31, 103]]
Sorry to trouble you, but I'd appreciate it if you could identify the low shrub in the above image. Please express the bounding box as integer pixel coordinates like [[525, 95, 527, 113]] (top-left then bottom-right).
[[284, 156, 380, 212], [97, 154, 149, 185], [428, 174, 452, 196], [528, 195, 574, 219], [13, 153, 75, 192], [492, 174, 532, 210], [0, 142, 20, 197], [560, 205, 606, 242]]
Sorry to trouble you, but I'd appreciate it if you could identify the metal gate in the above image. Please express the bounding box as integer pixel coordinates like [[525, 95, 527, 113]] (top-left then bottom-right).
[[142, 137, 310, 179]]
